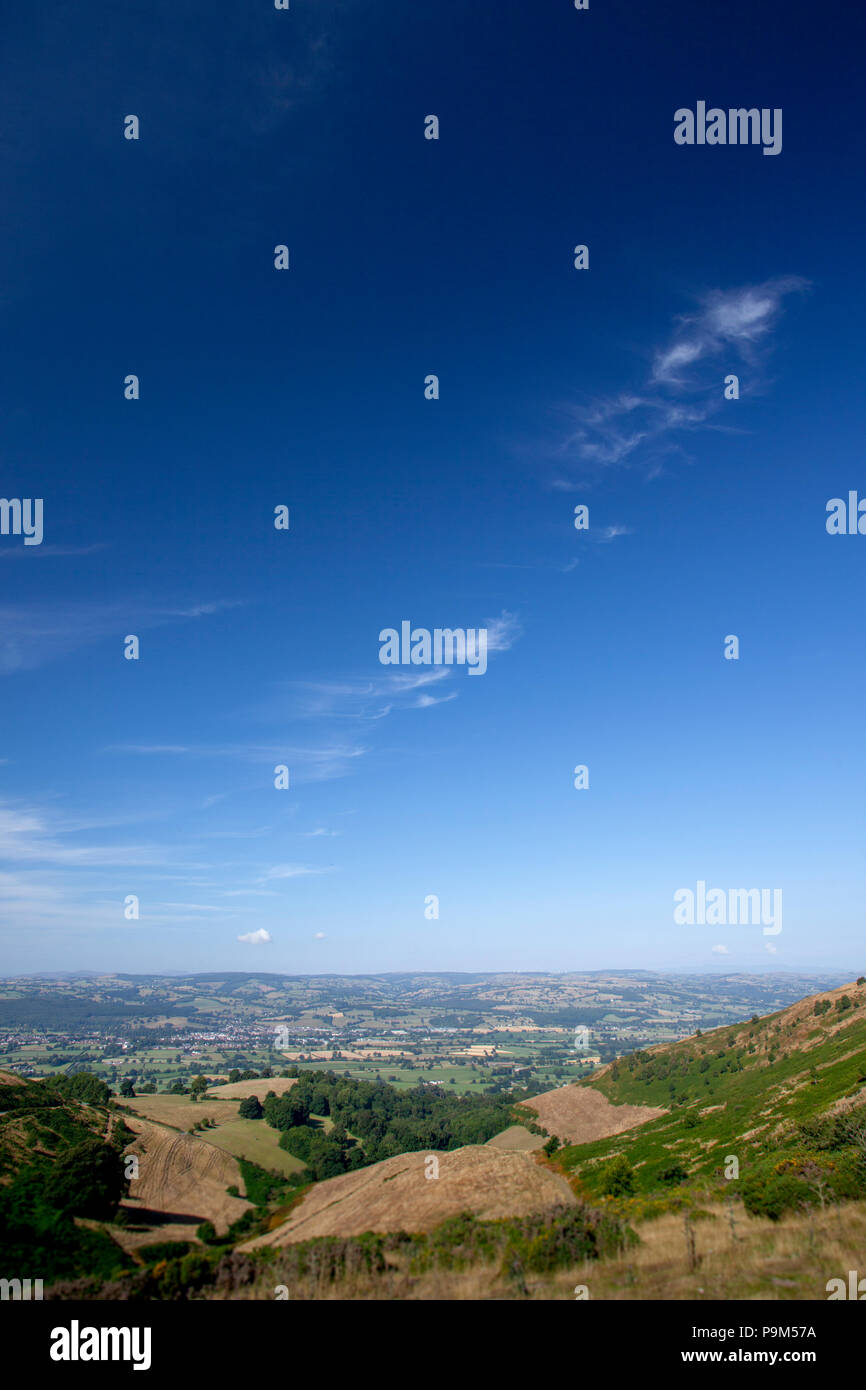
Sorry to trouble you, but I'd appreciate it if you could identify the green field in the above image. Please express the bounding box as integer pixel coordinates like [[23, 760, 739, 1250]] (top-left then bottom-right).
[[204, 1119, 306, 1176]]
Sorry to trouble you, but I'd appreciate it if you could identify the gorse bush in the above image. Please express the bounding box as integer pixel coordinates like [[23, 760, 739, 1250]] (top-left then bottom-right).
[[599, 1154, 636, 1198]]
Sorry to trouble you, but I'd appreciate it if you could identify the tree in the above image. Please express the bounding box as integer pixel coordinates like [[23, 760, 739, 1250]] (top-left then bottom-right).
[[599, 1154, 636, 1198], [45, 1139, 127, 1220], [52, 1072, 111, 1106], [239, 1095, 263, 1119], [119, 1079, 135, 1098]]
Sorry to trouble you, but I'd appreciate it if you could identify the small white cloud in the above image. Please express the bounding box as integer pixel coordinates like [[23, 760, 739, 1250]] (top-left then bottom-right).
[[238, 928, 272, 945], [764, 942, 778, 955], [314, 931, 326, 940], [711, 944, 729, 955]]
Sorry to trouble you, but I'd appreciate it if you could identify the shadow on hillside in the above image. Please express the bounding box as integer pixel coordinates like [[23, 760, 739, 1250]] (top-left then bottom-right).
[[122, 1204, 207, 1226]]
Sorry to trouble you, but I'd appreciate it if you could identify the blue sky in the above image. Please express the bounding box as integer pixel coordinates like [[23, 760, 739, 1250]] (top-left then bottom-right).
[[0, 0, 864, 976]]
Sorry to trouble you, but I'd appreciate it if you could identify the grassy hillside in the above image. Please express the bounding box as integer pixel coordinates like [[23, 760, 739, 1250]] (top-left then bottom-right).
[[0, 1070, 131, 1282], [551, 981, 866, 1219]]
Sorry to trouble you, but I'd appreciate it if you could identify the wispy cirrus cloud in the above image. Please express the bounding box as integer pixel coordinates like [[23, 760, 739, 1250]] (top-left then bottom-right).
[[263, 863, 335, 882], [277, 668, 453, 723], [107, 742, 367, 784], [0, 803, 175, 867], [554, 278, 807, 478], [0, 598, 243, 674], [651, 278, 806, 384], [0, 543, 109, 561], [485, 610, 522, 654], [253, 615, 521, 725]]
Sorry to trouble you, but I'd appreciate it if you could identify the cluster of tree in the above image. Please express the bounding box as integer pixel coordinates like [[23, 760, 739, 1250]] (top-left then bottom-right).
[[260, 1070, 514, 1177], [279, 1123, 366, 1180], [52, 1073, 112, 1106], [813, 994, 858, 1017]]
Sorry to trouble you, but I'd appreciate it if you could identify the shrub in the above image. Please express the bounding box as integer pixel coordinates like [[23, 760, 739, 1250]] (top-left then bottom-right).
[[741, 1173, 810, 1222], [659, 1163, 689, 1187], [599, 1154, 636, 1198]]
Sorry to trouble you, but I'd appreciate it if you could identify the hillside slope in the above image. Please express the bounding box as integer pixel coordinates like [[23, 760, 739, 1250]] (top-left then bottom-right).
[[0, 1069, 110, 1174], [0, 1070, 129, 1282], [122, 1115, 252, 1235], [240, 1144, 576, 1249], [517, 1084, 665, 1145], [555, 979, 866, 1201]]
